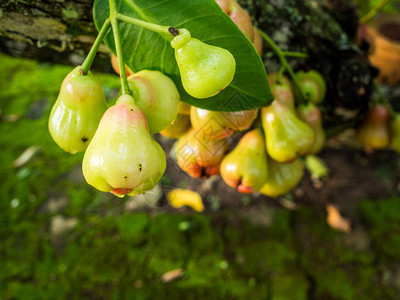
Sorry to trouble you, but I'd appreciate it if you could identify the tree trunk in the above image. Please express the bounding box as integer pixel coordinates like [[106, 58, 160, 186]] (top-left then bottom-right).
[[0, 0, 376, 132], [0, 0, 112, 71]]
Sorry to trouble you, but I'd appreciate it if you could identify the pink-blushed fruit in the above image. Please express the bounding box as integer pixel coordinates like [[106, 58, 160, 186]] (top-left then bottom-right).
[[127, 70, 180, 134], [82, 94, 166, 196], [220, 129, 268, 193], [297, 103, 326, 154], [356, 104, 391, 150], [111, 54, 134, 76], [48, 66, 108, 154], [253, 27, 263, 57], [176, 128, 228, 178]]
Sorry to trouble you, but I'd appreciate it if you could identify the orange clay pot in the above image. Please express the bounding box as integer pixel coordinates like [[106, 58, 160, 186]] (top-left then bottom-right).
[[361, 15, 400, 84]]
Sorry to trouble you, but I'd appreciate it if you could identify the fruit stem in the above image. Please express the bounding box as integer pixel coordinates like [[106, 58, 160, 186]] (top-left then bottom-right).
[[282, 51, 308, 59], [117, 14, 176, 39], [109, 0, 130, 95], [80, 18, 111, 75], [257, 28, 308, 105], [360, 0, 392, 25], [276, 66, 285, 84]]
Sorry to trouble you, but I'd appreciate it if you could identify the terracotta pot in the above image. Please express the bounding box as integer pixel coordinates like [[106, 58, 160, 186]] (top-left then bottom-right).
[[362, 15, 400, 84]]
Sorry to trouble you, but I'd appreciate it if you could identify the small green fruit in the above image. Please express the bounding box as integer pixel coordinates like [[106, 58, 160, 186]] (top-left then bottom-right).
[[260, 158, 304, 198], [82, 94, 166, 196], [261, 100, 315, 163], [220, 129, 268, 193], [48, 66, 108, 154], [127, 70, 180, 134], [171, 28, 236, 99], [296, 70, 327, 104]]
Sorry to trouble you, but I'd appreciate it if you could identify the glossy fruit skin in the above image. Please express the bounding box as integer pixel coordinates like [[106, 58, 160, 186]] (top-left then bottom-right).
[[49, 66, 108, 154], [216, 0, 254, 42], [356, 104, 391, 150], [268, 74, 294, 110], [127, 70, 180, 134], [261, 100, 315, 163], [176, 128, 228, 178], [111, 54, 134, 77], [392, 114, 400, 153], [296, 70, 327, 104], [228, 1, 254, 42], [82, 95, 166, 196], [190, 106, 258, 140], [171, 29, 236, 99], [297, 103, 326, 154], [215, 0, 231, 13], [160, 113, 191, 139], [271, 83, 295, 111], [260, 158, 304, 198], [220, 129, 268, 193]]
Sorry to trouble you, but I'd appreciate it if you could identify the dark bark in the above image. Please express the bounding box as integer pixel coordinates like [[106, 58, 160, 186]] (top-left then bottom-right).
[[0, 0, 376, 131], [0, 0, 112, 71]]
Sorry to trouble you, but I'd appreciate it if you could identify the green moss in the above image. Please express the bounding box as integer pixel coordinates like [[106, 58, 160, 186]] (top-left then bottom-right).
[[61, 9, 79, 20], [359, 198, 400, 261]]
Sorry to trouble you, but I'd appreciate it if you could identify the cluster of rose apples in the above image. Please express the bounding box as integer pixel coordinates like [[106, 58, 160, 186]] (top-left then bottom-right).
[[48, 0, 399, 201], [47, 0, 329, 198]]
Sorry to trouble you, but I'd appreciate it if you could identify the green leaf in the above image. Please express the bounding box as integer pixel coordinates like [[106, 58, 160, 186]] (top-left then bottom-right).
[[93, 0, 273, 111]]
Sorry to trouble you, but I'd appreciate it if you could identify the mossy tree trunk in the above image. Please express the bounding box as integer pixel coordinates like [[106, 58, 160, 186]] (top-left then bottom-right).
[[0, 0, 112, 71]]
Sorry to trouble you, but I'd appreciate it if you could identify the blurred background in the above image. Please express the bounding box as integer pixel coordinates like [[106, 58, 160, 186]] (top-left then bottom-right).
[[1, 0, 400, 299]]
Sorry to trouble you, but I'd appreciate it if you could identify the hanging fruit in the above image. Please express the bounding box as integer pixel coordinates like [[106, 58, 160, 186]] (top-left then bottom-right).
[[260, 158, 304, 198], [175, 128, 228, 178], [296, 70, 327, 104], [261, 100, 315, 163], [356, 104, 391, 150], [171, 28, 236, 99], [160, 114, 191, 139], [297, 102, 326, 154], [220, 129, 268, 193], [48, 66, 108, 154], [82, 95, 166, 196]]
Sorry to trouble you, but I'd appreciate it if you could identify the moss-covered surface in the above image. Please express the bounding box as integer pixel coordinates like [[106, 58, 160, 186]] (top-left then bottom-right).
[[1, 53, 400, 299]]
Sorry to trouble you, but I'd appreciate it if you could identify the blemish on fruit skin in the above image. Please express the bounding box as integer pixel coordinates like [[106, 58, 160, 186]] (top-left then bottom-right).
[[111, 188, 133, 196], [82, 137, 88, 142], [138, 164, 142, 172]]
